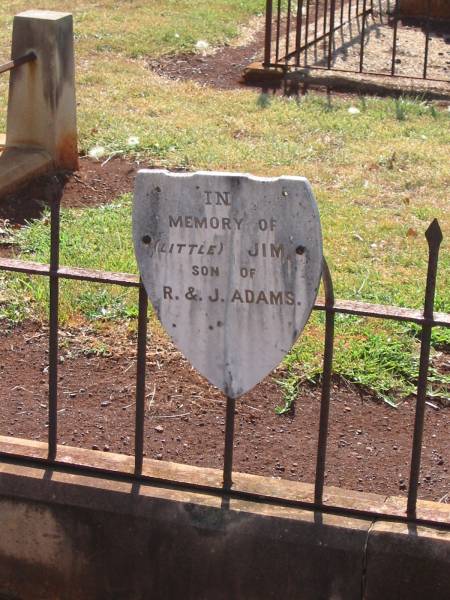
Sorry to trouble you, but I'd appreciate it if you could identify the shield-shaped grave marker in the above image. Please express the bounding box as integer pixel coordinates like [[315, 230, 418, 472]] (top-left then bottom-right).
[[133, 170, 323, 399]]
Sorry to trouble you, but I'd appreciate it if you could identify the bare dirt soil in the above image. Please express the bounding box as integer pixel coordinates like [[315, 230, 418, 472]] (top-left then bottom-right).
[[0, 158, 139, 224], [148, 5, 450, 98], [147, 41, 261, 91], [0, 321, 448, 502]]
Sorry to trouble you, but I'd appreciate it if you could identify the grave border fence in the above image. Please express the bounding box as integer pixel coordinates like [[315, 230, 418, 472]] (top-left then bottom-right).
[[263, 0, 450, 83], [0, 190, 448, 529]]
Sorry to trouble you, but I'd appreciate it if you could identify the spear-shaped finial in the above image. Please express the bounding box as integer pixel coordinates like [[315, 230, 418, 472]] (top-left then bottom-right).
[[425, 218, 443, 248], [423, 219, 442, 319]]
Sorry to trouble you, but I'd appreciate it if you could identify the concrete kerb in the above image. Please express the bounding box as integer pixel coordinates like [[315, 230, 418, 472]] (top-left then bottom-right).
[[0, 439, 449, 600], [0, 10, 78, 198], [243, 62, 450, 102]]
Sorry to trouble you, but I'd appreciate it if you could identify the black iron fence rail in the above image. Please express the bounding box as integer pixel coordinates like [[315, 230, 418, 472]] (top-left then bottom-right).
[[0, 196, 448, 526], [263, 0, 450, 83]]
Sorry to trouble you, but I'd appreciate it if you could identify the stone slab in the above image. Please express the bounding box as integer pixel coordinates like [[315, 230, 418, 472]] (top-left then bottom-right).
[[16, 10, 72, 20], [0, 449, 371, 600], [243, 63, 450, 102], [0, 147, 52, 197], [0, 442, 448, 600], [133, 170, 322, 398], [364, 520, 450, 600]]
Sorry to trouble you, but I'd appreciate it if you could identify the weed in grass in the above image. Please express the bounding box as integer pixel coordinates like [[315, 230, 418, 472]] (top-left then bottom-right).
[[82, 340, 112, 358], [256, 93, 271, 109]]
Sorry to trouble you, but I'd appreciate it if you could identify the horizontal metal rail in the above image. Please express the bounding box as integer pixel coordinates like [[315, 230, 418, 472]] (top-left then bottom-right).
[[0, 51, 36, 75], [0, 256, 448, 328]]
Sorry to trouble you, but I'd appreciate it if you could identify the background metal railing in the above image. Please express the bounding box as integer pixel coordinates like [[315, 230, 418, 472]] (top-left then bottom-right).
[[263, 0, 449, 82], [0, 190, 448, 528]]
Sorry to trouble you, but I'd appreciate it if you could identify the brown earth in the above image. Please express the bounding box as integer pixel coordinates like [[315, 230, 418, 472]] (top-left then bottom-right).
[[147, 42, 261, 92], [0, 158, 139, 225], [147, 5, 450, 99], [0, 321, 448, 503], [146, 2, 353, 92], [0, 158, 141, 257]]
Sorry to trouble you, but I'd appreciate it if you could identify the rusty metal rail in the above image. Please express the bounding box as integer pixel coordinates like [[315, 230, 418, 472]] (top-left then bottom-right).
[[0, 256, 449, 327], [0, 195, 448, 527], [0, 51, 36, 75]]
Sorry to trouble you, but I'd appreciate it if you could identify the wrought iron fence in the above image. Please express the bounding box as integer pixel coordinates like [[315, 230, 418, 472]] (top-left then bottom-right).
[[0, 190, 448, 528], [264, 0, 450, 82]]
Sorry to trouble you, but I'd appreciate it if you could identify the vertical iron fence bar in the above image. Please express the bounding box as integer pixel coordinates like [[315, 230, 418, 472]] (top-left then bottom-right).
[[314, 0, 320, 48], [304, 0, 311, 66], [423, 0, 431, 79], [407, 220, 443, 516], [295, 0, 304, 67], [323, 0, 329, 38], [285, 0, 292, 66], [356, 0, 360, 16], [328, 0, 336, 69], [223, 397, 236, 489], [314, 259, 335, 504], [275, 0, 282, 64], [340, 0, 344, 25], [391, 0, 400, 76], [48, 187, 61, 460], [359, 0, 368, 72], [264, 0, 274, 66], [134, 281, 148, 475]]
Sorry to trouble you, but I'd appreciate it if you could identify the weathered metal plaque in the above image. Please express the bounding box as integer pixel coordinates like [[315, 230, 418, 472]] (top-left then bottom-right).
[[133, 170, 322, 398]]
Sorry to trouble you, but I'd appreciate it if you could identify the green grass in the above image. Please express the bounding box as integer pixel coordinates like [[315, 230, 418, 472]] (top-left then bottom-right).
[[0, 1, 265, 60], [0, 2, 449, 405]]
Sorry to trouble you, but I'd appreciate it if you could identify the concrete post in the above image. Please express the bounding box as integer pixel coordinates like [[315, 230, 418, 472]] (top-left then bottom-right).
[[399, 0, 450, 19], [5, 10, 78, 171]]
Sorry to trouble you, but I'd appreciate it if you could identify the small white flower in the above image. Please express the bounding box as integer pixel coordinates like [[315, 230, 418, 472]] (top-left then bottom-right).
[[195, 40, 209, 51], [88, 145, 106, 160], [127, 136, 140, 147], [174, 32, 180, 38], [348, 106, 360, 115]]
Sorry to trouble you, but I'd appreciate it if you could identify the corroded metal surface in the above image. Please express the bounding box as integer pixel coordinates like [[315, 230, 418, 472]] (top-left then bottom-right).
[[0, 51, 36, 75], [0, 257, 448, 328], [133, 170, 323, 398]]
